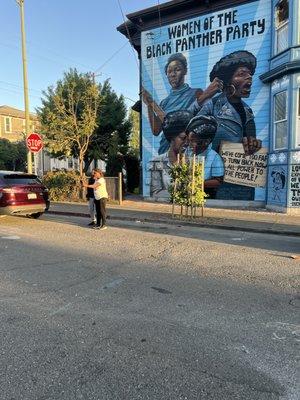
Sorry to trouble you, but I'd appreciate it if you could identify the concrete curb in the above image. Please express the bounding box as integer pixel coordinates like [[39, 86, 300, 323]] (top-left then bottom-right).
[[46, 210, 300, 237]]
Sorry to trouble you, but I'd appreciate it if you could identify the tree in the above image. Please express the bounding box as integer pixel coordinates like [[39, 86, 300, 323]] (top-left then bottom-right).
[[37, 69, 100, 177], [128, 109, 140, 157], [0, 139, 27, 171], [84, 79, 132, 171]]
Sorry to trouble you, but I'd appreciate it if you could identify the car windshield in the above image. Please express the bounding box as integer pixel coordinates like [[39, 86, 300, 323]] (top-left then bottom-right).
[[2, 174, 42, 185]]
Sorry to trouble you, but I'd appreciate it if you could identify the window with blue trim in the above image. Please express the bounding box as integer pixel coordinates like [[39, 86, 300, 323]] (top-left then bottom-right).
[[275, 0, 289, 54], [274, 91, 288, 150]]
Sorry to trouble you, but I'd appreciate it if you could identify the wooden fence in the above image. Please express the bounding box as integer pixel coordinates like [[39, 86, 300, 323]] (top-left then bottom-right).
[[105, 172, 122, 205]]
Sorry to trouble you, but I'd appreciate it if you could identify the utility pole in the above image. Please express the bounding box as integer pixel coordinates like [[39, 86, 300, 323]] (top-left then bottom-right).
[[17, 0, 32, 173]]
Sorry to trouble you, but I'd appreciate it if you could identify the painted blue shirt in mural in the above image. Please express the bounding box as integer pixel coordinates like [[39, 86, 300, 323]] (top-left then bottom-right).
[[199, 145, 225, 180], [189, 145, 224, 180], [158, 83, 198, 154], [189, 93, 256, 151]]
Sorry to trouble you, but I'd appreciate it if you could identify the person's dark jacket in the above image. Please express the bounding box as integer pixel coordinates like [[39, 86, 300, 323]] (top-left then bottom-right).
[[86, 177, 95, 200]]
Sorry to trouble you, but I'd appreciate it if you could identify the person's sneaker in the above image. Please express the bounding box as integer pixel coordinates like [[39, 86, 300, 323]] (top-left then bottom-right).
[[99, 225, 108, 230], [88, 221, 96, 226], [92, 225, 101, 230]]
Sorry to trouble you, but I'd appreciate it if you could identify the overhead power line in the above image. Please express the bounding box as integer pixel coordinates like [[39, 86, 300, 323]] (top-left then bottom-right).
[[93, 41, 129, 74], [0, 80, 42, 94], [157, 0, 162, 35], [0, 85, 41, 99], [116, 0, 139, 70]]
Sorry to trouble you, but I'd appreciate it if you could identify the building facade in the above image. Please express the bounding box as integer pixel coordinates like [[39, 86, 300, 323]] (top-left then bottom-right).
[[0, 105, 38, 142], [118, 0, 300, 214]]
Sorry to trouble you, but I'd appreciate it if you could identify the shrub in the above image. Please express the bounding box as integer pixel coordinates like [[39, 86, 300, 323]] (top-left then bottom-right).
[[169, 158, 207, 207], [42, 170, 82, 202]]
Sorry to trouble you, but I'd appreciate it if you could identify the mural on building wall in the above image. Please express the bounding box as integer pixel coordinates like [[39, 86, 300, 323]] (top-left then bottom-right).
[[141, 0, 271, 201], [270, 166, 287, 203], [290, 158, 300, 207]]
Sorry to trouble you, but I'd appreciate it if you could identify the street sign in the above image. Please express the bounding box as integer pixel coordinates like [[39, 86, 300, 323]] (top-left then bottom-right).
[[26, 133, 43, 153]]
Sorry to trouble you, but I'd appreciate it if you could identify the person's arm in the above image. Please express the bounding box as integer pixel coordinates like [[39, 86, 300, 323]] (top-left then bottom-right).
[[142, 87, 165, 136], [242, 112, 261, 155], [188, 96, 214, 116], [204, 177, 223, 189], [83, 181, 100, 189], [204, 153, 224, 189], [196, 78, 223, 107]]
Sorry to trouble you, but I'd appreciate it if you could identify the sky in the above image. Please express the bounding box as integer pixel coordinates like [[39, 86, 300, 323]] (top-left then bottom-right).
[[0, 0, 159, 113]]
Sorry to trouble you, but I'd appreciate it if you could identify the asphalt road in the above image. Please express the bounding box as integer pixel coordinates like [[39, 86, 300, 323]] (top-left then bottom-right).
[[0, 214, 299, 400]]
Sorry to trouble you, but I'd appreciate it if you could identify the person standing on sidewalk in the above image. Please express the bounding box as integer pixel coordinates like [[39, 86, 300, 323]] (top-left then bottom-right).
[[83, 169, 108, 230], [86, 169, 96, 226]]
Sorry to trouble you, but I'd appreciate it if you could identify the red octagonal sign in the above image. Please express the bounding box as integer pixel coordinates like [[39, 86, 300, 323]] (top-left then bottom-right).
[[26, 133, 43, 153]]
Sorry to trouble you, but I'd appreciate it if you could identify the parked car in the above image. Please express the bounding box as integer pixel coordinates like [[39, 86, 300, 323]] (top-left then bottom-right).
[[0, 171, 50, 218]]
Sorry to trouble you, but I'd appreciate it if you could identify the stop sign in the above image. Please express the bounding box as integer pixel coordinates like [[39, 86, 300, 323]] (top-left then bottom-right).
[[26, 133, 43, 153]]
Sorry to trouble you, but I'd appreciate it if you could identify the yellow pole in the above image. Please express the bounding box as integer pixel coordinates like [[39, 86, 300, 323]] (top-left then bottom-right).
[[191, 154, 196, 219], [18, 0, 32, 173], [201, 156, 205, 217]]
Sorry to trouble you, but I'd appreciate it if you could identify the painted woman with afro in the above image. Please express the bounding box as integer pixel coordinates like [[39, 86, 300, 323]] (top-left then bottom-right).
[[142, 53, 223, 155], [189, 50, 262, 200]]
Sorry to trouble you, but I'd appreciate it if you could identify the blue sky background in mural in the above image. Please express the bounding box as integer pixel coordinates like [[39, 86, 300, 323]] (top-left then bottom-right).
[[141, 0, 271, 199]]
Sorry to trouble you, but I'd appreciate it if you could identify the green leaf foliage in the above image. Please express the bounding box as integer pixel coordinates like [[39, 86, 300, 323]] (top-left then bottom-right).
[[0, 139, 27, 171], [169, 158, 207, 207], [37, 69, 100, 177], [42, 170, 81, 202], [128, 109, 140, 157], [85, 80, 132, 168]]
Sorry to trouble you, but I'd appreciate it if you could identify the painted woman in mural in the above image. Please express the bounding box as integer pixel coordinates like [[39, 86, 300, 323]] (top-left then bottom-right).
[[190, 50, 262, 155], [142, 53, 223, 155], [189, 50, 262, 200], [149, 110, 192, 198], [185, 115, 224, 198]]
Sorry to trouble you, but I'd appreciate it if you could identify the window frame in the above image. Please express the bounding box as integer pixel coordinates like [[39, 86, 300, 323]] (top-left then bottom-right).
[[274, 0, 289, 55], [4, 117, 12, 133], [273, 90, 288, 151]]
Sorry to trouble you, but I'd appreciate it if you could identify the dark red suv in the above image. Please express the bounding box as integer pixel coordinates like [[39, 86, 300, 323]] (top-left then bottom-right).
[[0, 171, 50, 218]]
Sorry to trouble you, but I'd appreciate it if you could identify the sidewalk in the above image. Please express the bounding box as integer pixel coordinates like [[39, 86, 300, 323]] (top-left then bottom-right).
[[47, 198, 300, 237]]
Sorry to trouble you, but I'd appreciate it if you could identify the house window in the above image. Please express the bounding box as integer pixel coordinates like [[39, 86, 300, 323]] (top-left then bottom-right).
[[275, 0, 289, 54], [5, 117, 12, 133], [274, 91, 288, 150]]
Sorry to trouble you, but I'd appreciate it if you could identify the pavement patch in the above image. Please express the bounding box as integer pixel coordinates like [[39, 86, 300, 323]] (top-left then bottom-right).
[[50, 302, 72, 316], [101, 277, 125, 290], [151, 286, 172, 294]]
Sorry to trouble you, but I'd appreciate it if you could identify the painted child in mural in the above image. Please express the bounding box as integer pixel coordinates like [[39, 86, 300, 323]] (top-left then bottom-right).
[[149, 110, 192, 198], [142, 53, 223, 155], [189, 50, 262, 200], [185, 115, 224, 198], [149, 111, 225, 199]]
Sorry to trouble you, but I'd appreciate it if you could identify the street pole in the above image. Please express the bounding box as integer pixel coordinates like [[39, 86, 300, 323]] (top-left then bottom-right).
[[17, 0, 32, 173]]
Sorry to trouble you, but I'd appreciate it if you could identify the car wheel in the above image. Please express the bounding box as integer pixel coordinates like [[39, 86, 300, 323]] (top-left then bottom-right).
[[29, 212, 43, 219]]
